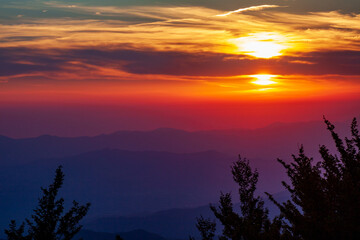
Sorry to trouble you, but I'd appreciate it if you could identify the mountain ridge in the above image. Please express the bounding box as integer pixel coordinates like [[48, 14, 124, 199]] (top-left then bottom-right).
[[0, 119, 350, 168]]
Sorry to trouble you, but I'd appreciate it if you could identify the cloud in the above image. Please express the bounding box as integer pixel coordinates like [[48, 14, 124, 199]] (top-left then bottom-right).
[[115, 50, 360, 76], [1, 3, 360, 98], [1, 46, 360, 80], [1, 46, 360, 101], [215, 5, 282, 17], [1, 5, 359, 56], [0, 48, 63, 77]]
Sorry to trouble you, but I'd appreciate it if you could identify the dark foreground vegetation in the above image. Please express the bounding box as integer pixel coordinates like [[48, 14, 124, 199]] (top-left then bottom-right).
[[4, 118, 360, 240], [193, 118, 360, 240], [5, 166, 91, 240]]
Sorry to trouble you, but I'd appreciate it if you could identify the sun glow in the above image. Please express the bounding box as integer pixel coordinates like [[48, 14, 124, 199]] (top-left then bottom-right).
[[232, 33, 287, 58], [251, 74, 278, 85]]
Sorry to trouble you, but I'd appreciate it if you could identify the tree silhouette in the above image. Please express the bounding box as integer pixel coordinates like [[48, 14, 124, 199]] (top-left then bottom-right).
[[196, 216, 216, 240], [5, 221, 27, 240], [115, 235, 124, 240], [193, 156, 284, 240], [195, 117, 360, 240], [5, 166, 90, 240], [267, 117, 360, 240]]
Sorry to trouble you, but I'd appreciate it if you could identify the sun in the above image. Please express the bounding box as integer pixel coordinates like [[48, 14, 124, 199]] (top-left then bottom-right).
[[242, 40, 284, 58], [250, 74, 277, 85], [231, 32, 287, 58]]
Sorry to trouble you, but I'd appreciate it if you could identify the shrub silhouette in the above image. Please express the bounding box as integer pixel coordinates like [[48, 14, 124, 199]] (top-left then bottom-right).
[[5, 166, 90, 240], [195, 117, 360, 240]]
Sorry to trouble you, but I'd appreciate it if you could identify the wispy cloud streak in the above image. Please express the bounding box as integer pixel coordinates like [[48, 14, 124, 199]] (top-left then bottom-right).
[[215, 5, 281, 17]]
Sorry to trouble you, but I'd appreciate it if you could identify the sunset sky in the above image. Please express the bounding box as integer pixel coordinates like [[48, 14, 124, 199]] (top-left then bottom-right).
[[1, 0, 360, 137]]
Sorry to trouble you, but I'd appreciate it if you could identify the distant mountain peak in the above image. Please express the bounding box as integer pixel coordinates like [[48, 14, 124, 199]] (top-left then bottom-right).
[[152, 128, 189, 133]]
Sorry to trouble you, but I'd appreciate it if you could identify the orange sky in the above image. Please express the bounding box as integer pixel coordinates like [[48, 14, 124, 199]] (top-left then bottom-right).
[[1, 1, 360, 136]]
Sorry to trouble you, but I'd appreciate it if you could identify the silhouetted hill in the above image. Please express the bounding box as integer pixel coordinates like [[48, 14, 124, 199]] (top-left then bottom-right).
[[0, 120, 350, 167], [0, 149, 235, 237], [83, 191, 289, 239], [0, 120, 352, 238], [77, 229, 168, 240], [84, 205, 212, 239]]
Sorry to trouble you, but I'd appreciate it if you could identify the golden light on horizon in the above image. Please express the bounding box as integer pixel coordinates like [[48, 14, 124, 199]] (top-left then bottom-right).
[[251, 74, 278, 85], [231, 33, 287, 58]]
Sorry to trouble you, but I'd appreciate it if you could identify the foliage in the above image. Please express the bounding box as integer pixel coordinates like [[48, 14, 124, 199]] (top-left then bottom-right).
[[196, 117, 360, 240], [267, 117, 360, 240], [5, 166, 90, 240], [4, 221, 27, 240], [193, 156, 284, 240], [196, 216, 216, 240], [115, 235, 124, 240]]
